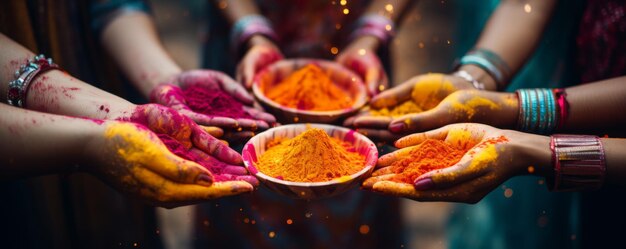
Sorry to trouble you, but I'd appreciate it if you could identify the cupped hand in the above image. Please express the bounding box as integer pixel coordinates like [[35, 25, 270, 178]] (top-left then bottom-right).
[[363, 123, 551, 203], [336, 37, 388, 96], [345, 73, 475, 142], [150, 70, 276, 133], [86, 121, 257, 208], [236, 36, 283, 89]]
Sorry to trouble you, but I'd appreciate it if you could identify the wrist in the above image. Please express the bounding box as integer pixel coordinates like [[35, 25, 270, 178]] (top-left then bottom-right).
[[247, 35, 276, 48], [514, 132, 552, 177], [78, 119, 113, 170], [459, 64, 498, 91], [349, 35, 381, 52], [106, 102, 138, 121]]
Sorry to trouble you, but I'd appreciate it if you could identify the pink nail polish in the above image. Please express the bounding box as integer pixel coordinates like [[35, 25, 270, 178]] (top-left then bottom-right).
[[414, 178, 434, 190], [389, 122, 406, 133], [197, 174, 213, 185]]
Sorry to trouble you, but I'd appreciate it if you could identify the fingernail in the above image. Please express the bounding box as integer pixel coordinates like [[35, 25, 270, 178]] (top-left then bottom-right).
[[196, 174, 213, 186], [389, 122, 406, 133], [414, 178, 434, 190]]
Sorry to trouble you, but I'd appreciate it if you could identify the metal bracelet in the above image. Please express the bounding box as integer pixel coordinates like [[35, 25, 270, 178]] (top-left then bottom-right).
[[515, 88, 558, 134], [230, 15, 278, 54], [452, 70, 485, 90], [7, 54, 59, 107], [349, 14, 395, 45], [549, 134, 606, 192]]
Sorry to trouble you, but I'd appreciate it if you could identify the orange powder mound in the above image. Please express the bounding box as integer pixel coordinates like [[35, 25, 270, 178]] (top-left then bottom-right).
[[265, 64, 353, 111], [256, 128, 365, 182], [390, 139, 467, 184]]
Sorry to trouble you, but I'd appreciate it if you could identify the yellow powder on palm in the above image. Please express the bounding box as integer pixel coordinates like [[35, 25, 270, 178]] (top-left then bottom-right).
[[256, 128, 365, 182], [265, 64, 353, 111], [371, 73, 452, 117], [370, 101, 423, 117]]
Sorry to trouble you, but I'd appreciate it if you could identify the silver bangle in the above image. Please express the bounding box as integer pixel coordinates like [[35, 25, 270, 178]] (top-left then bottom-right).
[[453, 70, 485, 90], [7, 54, 59, 107]]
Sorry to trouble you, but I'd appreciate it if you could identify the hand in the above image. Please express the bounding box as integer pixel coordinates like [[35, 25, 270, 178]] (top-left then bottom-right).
[[86, 121, 257, 208], [113, 104, 258, 178], [363, 123, 551, 203], [150, 70, 276, 133], [336, 36, 388, 96], [345, 73, 476, 142], [236, 35, 283, 89]]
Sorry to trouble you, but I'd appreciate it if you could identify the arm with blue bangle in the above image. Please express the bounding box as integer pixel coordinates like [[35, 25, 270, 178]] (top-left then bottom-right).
[[457, 0, 558, 90]]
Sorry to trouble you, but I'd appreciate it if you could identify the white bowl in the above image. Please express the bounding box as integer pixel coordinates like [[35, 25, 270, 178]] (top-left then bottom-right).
[[242, 123, 378, 199]]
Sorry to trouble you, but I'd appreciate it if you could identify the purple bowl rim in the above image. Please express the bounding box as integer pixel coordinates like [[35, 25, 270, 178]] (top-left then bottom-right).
[[242, 123, 378, 187], [251, 58, 368, 116]]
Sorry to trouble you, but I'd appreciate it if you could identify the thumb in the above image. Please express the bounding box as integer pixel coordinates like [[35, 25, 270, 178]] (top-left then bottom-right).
[[388, 107, 453, 134]]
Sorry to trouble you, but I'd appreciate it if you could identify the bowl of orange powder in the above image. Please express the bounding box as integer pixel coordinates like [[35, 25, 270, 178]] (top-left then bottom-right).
[[242, 123, 378, 199], [252, 58, 368, 124]]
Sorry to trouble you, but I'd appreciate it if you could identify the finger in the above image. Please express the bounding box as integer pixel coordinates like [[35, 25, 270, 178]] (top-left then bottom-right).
[[199, 125, 224, 138], [160, 181, 255, 205], [365, 67, 388, 96], [353, 116, 392, 129], [371, 166, 395, 176], [343, 116, 357, 127], [388, 108, 453, 134], [243, 106, 276, 124], [192, 127, 243, 165], [235, 118, 269, 130], [362, 174, 396, 189], [214, 72, 255, 105], [394, 126, 451, 148], [377, 146, 418, 167], [217, 174, 260, 186], [367, 180, 421, 199], [356, 128, 402, 143], [222, 131, 256, 142], [187, 150, 259, 187], [372, 176, 494, 203], [184, 111, 239, 128], [142, 146, 215, 186], [414, 158, 488, 191], [222, 165, 249, 175], [369, 81, 414, 109]]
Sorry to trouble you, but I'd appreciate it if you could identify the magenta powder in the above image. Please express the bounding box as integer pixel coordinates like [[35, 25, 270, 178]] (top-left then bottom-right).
[[158, 134, 229, 182], [183, 86, 254, 119]]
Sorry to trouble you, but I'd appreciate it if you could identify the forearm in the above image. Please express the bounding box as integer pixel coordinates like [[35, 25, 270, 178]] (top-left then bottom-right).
[[461, 0, 557, 89], [0, 33, 134, 119], [563, 76, 626, 131], [217, 0, 261, 24], [101, 12, 182, 98], [349, 0, 414, 51], [0, 104, 103, 178], [602, 138, 626, 185]]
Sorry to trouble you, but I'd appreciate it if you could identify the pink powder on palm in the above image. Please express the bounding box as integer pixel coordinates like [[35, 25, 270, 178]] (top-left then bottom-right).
[[183, 86, 254, 119], [158, 134, 229, 182]]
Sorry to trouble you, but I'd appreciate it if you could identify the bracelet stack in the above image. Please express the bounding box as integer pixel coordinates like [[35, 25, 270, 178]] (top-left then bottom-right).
[[452, 70, 486, 90], [549, 134, 606, 191], [7, 54, 59, 107], [230, 15, 279, 54], [515, 88, 569, 134], [349, 14, 395, 45], [458, 48, 511, 90]]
